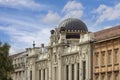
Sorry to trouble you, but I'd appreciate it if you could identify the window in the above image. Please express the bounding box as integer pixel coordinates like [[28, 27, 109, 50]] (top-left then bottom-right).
[[43, 69, 45, 80], [115, 73, 118, 80], [101, 51, 105, 66], [95, 53, 99, 66], [72, 64, 74, 80], [108, 73, 111, 80], [83, 61, 86, 80], [101, 74, 105, 80], [77, 63, 79, 80], [95, 75, 99, 80], [54, 55, 57, 62], [108, 50, 112, 65], [66, 65, 69, 80], [39, 70, 41, 80], [55, 67, 57, 80], [30, 71, 32, 80], [114, 48, 119, 64]]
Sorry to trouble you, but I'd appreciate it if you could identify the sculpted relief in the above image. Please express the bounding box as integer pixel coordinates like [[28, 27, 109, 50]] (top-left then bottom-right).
[[63, 54, 79, 65], [36, 61, 48, 69]]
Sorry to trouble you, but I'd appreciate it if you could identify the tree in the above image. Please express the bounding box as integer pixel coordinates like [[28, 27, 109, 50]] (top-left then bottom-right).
[[0, 42, 14, 80]]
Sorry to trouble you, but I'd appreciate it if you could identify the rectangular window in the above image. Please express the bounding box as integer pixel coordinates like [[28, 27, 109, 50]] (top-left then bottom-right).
[[83, 61, 86, 80], [108, 73, 111, 80], [39, 70, 41, 80], [77, 63, 79, 80], [108, 50, 112, 65], [95, 53, 99, 66], [30, 71, 32, 80], [115, 73, 118, 80], [95, 75, 99, 80], [101, 51, 105, 66], [66, 65, 69, 80], [43, 69, 45, 80], [55, 67, 57, 80], [101, 74, 105, 80], [114, 48, 119, 64], [72, 64, 74, 80]]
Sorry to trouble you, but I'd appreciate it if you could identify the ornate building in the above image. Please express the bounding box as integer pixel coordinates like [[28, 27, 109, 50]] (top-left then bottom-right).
[[12, 18, 94, 80], [12, 18, 120, 80]]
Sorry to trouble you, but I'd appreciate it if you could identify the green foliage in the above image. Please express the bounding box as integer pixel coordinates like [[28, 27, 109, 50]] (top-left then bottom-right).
[[0, 42, 14, 80]]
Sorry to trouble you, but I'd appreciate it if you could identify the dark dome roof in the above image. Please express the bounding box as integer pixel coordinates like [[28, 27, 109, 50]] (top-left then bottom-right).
[[59, 18, 88, 31]]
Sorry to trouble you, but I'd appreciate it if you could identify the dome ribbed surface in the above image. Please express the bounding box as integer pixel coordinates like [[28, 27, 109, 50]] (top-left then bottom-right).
[[59, 18, 88, 31]]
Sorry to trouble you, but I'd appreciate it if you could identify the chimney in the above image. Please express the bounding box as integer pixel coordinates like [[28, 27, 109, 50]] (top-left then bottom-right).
[[33, 41, 35, 48], [41, 43, 44, 48], [41, 43, 44, 53]]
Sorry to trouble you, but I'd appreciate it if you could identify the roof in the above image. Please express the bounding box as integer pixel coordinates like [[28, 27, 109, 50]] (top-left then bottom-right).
[[94, 25, 120, 41], [58, 18, 88, 32], [10, 51, 26, 58]]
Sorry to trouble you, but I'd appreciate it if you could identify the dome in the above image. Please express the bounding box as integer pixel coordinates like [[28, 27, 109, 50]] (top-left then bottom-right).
[[59, 18, 88, 32]]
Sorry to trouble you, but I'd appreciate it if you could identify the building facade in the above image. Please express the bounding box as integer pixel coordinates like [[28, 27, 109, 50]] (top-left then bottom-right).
[[12, 18, 94, 80], [12, 18, 120, 80], [93, 26, 120, 80]]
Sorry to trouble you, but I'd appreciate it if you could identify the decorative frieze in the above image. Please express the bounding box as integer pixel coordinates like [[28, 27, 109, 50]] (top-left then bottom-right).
[[36, 61, 48, 69], [62, 54, 79, 65]]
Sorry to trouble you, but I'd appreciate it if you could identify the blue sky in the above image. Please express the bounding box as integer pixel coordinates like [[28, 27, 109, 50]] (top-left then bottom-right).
[[0, 0, 120, 54]]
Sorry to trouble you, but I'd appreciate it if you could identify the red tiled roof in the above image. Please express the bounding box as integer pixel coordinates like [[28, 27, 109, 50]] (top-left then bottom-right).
[[94, 25, 120, 41]]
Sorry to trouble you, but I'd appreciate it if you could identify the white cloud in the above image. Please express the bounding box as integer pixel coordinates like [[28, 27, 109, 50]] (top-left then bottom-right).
[[0, 0, 47, 10], [62, 1, 83, 13], [42, 11, 61, 25], [62, 1, 83, 19], [0, 25, 51, 54], [42, 1, 84, 25], [0, 0, 85, 54], [103, 25, 112, 29], [94, 3, 120, 24], [0, 14, 52, 54], [9, 46, 24, 55]]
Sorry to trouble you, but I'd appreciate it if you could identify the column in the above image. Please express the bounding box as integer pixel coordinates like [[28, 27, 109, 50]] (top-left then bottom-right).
[[69, 65, 72, 80], [32, 63, 36, 80], [64, 65, 66, 80], [14, 72, 16, 80], [41, 69, 43, 80], [27, 70, 30, 80], [80, 60, 82, 80], [21, 71, 23, 80], [37, 70, 40, 80], [45, 69, 48, 80], [74, 63, 77, 80], [16, 72, 17, 80], [53, 67, 55, 80], [23, 71, 25, 80], [17, 72, 20, 80], [58, 59, 61, 80], [86, 56, 89, 80], [49, 61, 52, 80]]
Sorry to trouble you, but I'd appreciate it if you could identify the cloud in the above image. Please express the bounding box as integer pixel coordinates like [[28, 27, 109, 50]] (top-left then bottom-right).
[[62, 1, 83, 19], [42, 11, 61, 25], [0, 25, 52, 54], [42, 1, 84, 25], [0, 0, 47, 10], [62, 1, 83, 13], [0, 0, 85, 54], [94, 3, 120, 25], [0, 14, 52, 54]]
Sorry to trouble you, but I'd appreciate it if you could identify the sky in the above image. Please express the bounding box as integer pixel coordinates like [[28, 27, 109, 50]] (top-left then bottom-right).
[[0, 0, 120, 54]]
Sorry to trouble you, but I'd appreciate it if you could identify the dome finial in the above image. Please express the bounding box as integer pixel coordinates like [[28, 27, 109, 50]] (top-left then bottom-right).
[[33, 41, 35, 48]]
